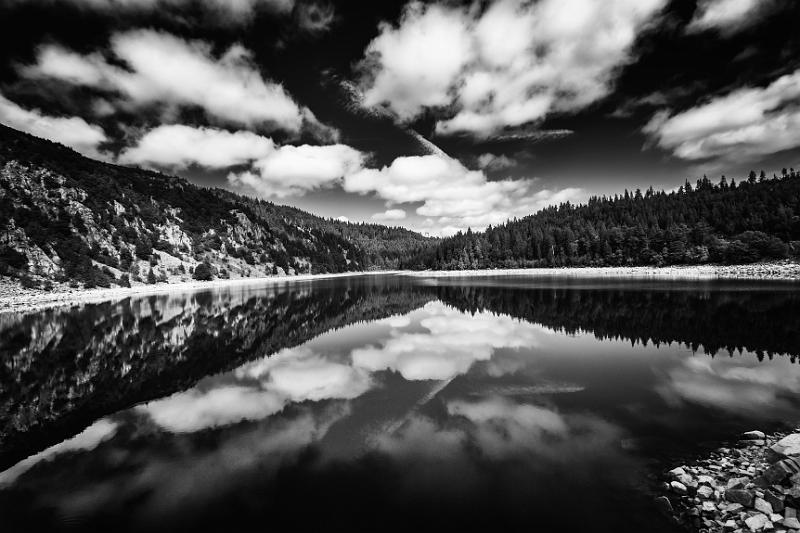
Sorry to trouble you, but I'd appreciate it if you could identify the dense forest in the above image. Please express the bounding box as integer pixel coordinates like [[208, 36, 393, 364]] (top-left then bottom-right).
[[403, 170, 800, 269], [0, 124, 431, 288]]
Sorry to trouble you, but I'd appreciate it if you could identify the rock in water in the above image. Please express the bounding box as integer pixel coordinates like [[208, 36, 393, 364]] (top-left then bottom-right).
[[668, 466, 687, 478], [670, 481, 688, 494], [654, 496, 673, 515], [726, 489, 755, 507]]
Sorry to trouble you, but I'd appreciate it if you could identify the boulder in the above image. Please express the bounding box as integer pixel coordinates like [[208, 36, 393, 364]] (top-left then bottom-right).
[[698, 474, 716, 485], [743, 431, 767, 440], [654, 496, 673, 515], [726, 489, 755, 507], [668, 466, 687, 478], [765, 458, 800, 484], [698, 485, 715, 499], [744, 513, 771, 532], [765, 490, 785, 513], [727, 477, 750, 490], [784, 517, 800, 530], [671, 481, 688, 495], [770, 434, 800, 462], [701, 501, 716, 513], [755, 497, 774, 515]]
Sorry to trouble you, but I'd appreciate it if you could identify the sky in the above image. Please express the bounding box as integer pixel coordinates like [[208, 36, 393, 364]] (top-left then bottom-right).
[[0, 0, 799, 236]]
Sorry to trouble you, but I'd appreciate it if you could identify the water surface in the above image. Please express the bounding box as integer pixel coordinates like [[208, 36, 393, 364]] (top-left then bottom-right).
[[1, 274, 799, 532]]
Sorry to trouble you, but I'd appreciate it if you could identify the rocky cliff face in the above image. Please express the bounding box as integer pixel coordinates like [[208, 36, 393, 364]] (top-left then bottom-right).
[[0, 124, 429, 288]]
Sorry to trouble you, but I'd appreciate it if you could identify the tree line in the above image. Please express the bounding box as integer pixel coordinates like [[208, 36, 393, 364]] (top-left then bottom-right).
[[403, 169, 800, 270]]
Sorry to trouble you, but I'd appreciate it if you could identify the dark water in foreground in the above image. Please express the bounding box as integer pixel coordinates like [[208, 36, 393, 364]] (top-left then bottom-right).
[[1, 274, 800, 532]]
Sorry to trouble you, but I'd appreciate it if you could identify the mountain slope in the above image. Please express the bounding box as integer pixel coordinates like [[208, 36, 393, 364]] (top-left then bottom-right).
[[0, 124, 431, 288], [404, 173, 800, 269]]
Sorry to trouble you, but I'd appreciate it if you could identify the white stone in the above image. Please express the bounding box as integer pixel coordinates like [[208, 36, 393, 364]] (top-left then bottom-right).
[[669, 466, 687, 478], [670, 481, 687, 494], [745, 514, 770, 531], [698, 486, 715, 499], [772, 434, 800, 459], [755, 497, 774, 515]]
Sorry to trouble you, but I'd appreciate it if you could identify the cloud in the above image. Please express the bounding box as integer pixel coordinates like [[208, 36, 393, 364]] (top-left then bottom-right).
[[0, 93, 109, 158], [358, 0, 666, 137], [371, 209, 407, 221], [237, 346, 372, 403], [360, 3, 473, 121], [228, 143, 364, 198], [477, 153, 517, 171], [24, 30, 304, 130], [0, 419, 117, 486], [139, 386, 285, 433], [141, 345, 372, 433], [688, 0, 772, 33], [351, 301, 543, 381], [644, 70, 800, 162], [119, 125, 274, 168], [657, 355, 800, 416], [10, 0, 295, 23], [344, 153, 584, 235]]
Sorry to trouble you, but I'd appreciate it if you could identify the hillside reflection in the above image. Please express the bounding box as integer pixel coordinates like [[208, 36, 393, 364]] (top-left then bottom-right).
[[0, 276, 434, 468]]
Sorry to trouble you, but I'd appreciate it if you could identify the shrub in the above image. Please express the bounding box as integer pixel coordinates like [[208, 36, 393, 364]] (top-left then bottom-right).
[[193, 262, 214, 281], [0, 247, 28, 273]]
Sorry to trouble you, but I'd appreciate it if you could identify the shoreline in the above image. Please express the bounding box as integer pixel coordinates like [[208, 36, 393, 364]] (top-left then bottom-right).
[[1, 261, 798, 314], [0, 271, 395, 315], [405, 261, 800, 281]]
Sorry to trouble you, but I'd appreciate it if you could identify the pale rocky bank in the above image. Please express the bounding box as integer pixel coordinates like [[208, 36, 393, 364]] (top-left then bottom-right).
[[660, 429, 800, 532]]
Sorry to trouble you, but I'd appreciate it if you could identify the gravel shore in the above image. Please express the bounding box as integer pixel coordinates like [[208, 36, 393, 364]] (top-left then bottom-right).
[[406, 261, 800, 281], [661, 429, 800, 532], [1, 261, 798, 315], [0, 271, 390, 315]]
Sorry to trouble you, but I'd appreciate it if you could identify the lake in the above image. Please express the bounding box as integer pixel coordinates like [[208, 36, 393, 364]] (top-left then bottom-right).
[[1, 274, 800, 532]]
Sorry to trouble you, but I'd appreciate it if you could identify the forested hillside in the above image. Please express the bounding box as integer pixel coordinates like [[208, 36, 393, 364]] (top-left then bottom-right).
[[0, 124, 431, 289], [404, 171, 800, 270]]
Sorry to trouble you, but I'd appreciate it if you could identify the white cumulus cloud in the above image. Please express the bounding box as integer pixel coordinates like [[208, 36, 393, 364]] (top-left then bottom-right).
[[345, 153, 584, 235], [24, 30, 304, 130], [119, 124, 274, 168], [228, 143, 365, 198], [371, 209, 407, 221], [688, 0, 772, 33], [351, 301, 543, 381], [644, 70, 800, 162], [358, 0, 666, 137], [0, 93, 109, 159]]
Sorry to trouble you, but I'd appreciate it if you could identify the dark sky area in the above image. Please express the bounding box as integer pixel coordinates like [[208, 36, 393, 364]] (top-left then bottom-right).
[[0, 0, 799, 235]]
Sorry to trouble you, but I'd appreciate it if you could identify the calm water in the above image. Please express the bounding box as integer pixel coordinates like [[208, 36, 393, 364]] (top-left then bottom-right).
[[1, 274, 800, 532]]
